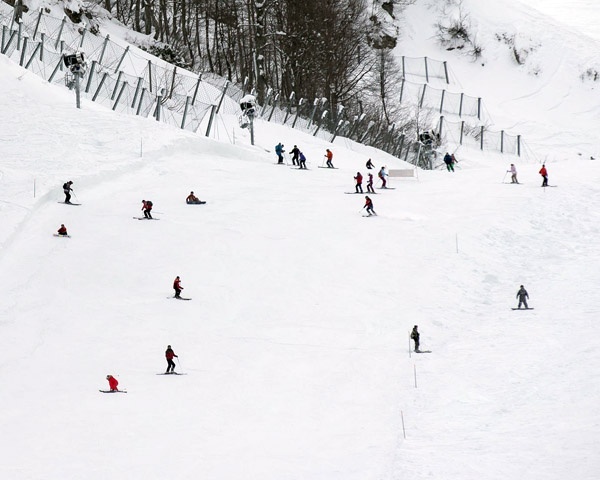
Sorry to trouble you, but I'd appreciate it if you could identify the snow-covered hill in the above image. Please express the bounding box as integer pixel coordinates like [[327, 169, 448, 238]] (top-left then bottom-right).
[[1, 1, 599, 479]]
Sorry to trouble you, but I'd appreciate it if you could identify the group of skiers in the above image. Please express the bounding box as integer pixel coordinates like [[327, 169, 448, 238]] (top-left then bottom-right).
[[408, 285, 532, 352], [505, 163, 550, 187], [105, 344, 180, 391], [276, 143, 308, 169], [443, 152, 458, 172]]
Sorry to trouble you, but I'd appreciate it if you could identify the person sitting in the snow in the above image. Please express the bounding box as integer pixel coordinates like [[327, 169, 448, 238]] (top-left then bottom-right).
[[186, 191, 203, 204]]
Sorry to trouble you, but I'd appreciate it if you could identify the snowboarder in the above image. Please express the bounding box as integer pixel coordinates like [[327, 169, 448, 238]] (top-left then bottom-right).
[[173, 276, 183, 298], [539, 164, 548, 187], [410, 326, 420, 352], [298, 151, 307, 169], [57, 224, 68, 236], [508, 164, 519, 183], [444, 152, 455, 172], [366, 158, 374, 169], [325, 149, 334, 168], [378, 166, 387, 188], [290, 145, 300, 166], [106, 374, 119, 392], [186, 191, 203, 204], [367, 173, 375, 193], [165, 345, 178, 373], [141, 200, 153, 219], [354, 172, 363, 193], [275, 143, 285, 164], [516, 285, 529, 309], [364, 196, 376, 216], [63, 181, 74, 203]]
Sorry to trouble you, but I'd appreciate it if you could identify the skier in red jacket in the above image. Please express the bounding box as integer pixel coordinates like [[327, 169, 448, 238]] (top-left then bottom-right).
[[173, 276, 183, 298], [364, 196, 377, 216], [354, 172, 363, 193], [106, 375, 119, 391], [539, 164, 548, 187], [165, 345, 179, 374], [57, 224, 68, 236], [141, 199, 153, 219]]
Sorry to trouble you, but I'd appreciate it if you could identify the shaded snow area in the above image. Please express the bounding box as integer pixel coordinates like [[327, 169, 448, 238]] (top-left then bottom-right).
[[1, 1, 600, 479]]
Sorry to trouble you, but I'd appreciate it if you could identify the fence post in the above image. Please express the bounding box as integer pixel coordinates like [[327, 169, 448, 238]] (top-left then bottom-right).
[[424, 57, 429, 83], [114, 46, 129, 74], [460, 121, 464, 145], [131, 76, 143, 107], [191, 73, 202, 105], [307, 98, 319, 128], [54, 16, 66, 49], [19, 35, 28, 66], [17, 19, 22, 50], [180, 96, 191, 129], [283, 92, 295, 124], [517, 135, 521, 157], [168, 66, 177, 99], [98, 35, 109, 64], [24, 42, 41, 69], [155, 93, 162, 121], [401, 56, 405, 78], [439, 89, 445, 113], [216, 80, 229, 114], [48, 55, 63, 82], [419, 84, 427, 108], [500, 130, 504, 153], [313, 110, 327, 137], [205, 104, 217, 137], [399, 78, 405, 104], [477, 97, 481, 120], [33, 9, 43, 40], [136, 87, 146, 115], [438, 115, 444, 139], [79, 23, 87, 48], [1, 25, 6, 53], [92, 72, 108, 101], [85, 60, 96, 93], [396, 133, 405, 157], [330, 119, 344, 143], [112, 81, 127, 111], [480, 126, 484, 151], [268, 93, 279, 121], [40, 32, 44, 62], [111, 71, 123, 100], [146, 60, 153, 93], [459, 93, 464, 117], [292, 98, 304, 129], [443, 60, 449, 84]]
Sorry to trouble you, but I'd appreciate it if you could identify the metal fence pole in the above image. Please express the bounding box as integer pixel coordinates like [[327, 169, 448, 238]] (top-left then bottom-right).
[[459, 93, 464, 117], [19, 35, 28, 66], [216, 80, 229, 113], [136, 87, 146, 115], [460, 121, 464, 145], [111, 71, 123, 100], [191, 73, 202, 105], [500, 130, 504, 153], [180, 96, 191, 129], [477, 97, 481, 120], [54, 16, 66, 49], [85, 60, 96, 93], [424, 57, 429, 83], [92, 72, 108, 101], [131, 76, 143, 108], [114, 46, 129, 73], [443, 60, 449, 84], [112, 81, 128, 111], [480, 126, 484, 150], [439, 89, 445, 113], [517, 135, 521, 157], [98, 35, 109, 64], [419, 84, 427, 108], [205, 104, 217, 136], [33, 9, 42, 40]]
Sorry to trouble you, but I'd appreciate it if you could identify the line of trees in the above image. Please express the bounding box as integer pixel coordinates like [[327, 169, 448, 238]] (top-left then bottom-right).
[[90, 0, 420, 141]]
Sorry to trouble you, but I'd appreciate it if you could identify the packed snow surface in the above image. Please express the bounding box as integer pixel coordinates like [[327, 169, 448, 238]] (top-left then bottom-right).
[[1, 0, 599, 479]]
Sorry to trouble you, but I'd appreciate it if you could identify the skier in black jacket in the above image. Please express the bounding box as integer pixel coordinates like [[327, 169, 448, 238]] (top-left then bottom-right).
[[63, 181, 73, 203], [516, 285, 529, 309], [410, 326, 420, 352]]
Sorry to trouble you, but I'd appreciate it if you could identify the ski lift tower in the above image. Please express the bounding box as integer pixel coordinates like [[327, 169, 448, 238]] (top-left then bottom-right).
[[63, 52, 86, 109], [239, 94, 257, 145]]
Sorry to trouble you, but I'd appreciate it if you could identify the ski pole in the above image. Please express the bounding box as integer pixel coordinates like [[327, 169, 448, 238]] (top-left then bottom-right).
[[177, 357, 184, 373], [502, 171, 508, 183]]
